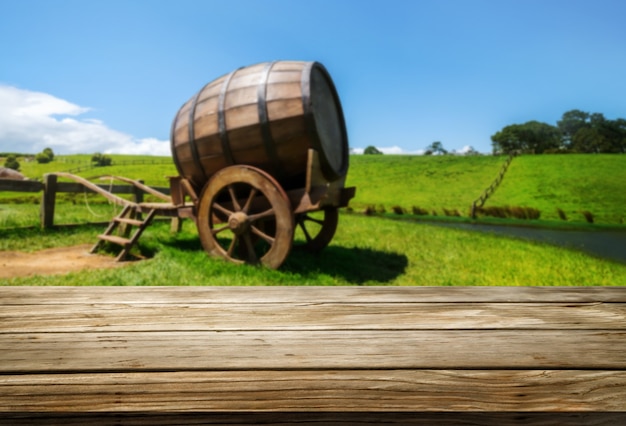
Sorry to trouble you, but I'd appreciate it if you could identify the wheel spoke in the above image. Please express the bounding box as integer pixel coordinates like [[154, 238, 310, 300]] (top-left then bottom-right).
[[303, 215, 325, 226], [213, 202, 233, 218], [212, 223, 230, 235], [242, 188, 258, 213], [227, 185, 242, 211], [251, 225, 275, 245], [227, 235, 238, 257], [248, 208, 275, 223], [242, 233, 258, 264], [298, 220, 313, 242]]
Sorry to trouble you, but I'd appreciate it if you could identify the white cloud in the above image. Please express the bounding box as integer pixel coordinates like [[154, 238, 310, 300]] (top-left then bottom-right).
[[351, 145, 425, 155], [0, 85, 169, 156], [456, 145, 474, 154]]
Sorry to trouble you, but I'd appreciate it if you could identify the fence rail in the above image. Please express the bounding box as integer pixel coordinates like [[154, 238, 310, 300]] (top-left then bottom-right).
[[470, 152, 518, 218], [63, 159, 174, 175], [1, 175, 170, 229]]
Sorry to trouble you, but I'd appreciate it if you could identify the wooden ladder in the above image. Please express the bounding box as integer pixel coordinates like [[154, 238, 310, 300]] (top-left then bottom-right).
[[91, 205, 157, 261]]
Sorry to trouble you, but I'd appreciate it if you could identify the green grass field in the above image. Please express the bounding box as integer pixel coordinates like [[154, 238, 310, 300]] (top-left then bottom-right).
[[347, 154, 625, 225], [2, 214, 625, 286], [1, 153, 625, 286], [488, 154, 626, 224], [346, 154, 504, 215]]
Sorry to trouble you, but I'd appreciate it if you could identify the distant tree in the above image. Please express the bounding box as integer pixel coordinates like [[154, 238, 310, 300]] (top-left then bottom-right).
[[557, 110, 626, 153], [491, 121, 560, 154], [92, 153, 112, 166], [425, 141, 448, 155], [495, 109, 626, 155], [364, 145, 383, 155], [43, 147, 55, 161], [557, 109, 590, 148], [35, 152, 52, 164], [603, 118, 626, 153], [4, 154, 20, 171], [34, 147, 55, 163], [571, 127, 604, 153]]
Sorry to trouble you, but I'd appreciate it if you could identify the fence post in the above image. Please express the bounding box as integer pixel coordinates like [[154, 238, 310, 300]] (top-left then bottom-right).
[[40, 173, 57, 229], [132, 180, 145, 221], [133, 180, 145, 204]]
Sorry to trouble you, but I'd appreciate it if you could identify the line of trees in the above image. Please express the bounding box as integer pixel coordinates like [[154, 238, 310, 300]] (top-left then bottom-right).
[[491, 110, 626, 154]]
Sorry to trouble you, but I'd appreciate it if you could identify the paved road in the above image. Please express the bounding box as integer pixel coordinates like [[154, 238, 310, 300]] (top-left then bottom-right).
[[432, 222, 626, 265]]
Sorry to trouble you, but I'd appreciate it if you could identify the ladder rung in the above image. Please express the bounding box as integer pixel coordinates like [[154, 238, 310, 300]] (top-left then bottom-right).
[[97, 234, 131, 247], [114, 217, 144, 226]]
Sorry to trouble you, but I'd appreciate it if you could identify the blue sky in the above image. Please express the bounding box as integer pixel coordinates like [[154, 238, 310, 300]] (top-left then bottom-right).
[[1, 0, 625, 156]]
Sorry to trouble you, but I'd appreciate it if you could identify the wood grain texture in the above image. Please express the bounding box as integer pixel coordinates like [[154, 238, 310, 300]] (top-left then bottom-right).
[[1, 285, 625, 303], [1, 286, 625, 421], [2, 302, 624, 331], [3, 330, 626, 371], [2, 370, 624, 411]]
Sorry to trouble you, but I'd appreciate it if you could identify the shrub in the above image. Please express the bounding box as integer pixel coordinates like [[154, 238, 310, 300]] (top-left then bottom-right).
[[522, 207, 541, 220], [411, 206, 429, 216], [443, 208, 461, 217], [475, 205, 541, 220], [92, 153, 112, 167], [43, 147, 55, 161], [364, 145, 383, 155], [364, 205, 376, 215], [35, 152, 52, 164], [392, 205, 405, 215], [3, 154, 20, 170], [581, 211, 594, 224]]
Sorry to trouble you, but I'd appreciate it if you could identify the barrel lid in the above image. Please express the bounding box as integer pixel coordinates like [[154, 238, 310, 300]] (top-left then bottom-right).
[[305, 62, 349, 181]]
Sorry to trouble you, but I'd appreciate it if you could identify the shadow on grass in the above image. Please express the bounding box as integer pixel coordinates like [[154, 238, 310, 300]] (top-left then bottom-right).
[[161, 236, 408, 285], [282, 245, 408, 284]]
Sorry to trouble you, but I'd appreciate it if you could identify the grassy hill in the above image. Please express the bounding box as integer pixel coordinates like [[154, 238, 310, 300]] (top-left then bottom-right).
[[15, 155, 176, 187], [487, 154, 626, 224], [346, 154, 625, 225], [346, 154, 504, 215], [4, 153, 626, 225]]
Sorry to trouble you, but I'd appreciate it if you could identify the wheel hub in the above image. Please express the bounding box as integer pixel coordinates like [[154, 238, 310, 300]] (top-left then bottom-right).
[[228, 212, 250, 235]]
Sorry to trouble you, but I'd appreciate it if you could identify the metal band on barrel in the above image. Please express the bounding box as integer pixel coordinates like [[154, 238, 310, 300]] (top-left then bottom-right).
[[170, 113, 184, 177], [187, 82, 212, 181], [257, 61, 283, 178], [218, 69, 240, 166]]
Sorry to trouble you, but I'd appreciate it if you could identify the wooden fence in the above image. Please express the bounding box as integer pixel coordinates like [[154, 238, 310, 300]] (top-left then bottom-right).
[[0, 174, 170, 229], [470, 152, 518, 218]]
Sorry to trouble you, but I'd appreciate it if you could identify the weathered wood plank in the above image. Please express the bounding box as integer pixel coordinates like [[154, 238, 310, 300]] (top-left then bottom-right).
[[2, 286, 626, 304], [2, 286, 626, 420], [1, 370, 624, 412], [2, 412, 625, 426], [1, 302, 624, 332], [3, 330, 625, 372]]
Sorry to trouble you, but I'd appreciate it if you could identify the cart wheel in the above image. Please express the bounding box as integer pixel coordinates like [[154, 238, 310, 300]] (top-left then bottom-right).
[[294, 207, 338, 252], [197, 165, 294, 269]]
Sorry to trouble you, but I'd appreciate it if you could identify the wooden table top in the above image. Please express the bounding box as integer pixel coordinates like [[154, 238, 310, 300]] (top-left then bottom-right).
[[1, 286, 625, 424]]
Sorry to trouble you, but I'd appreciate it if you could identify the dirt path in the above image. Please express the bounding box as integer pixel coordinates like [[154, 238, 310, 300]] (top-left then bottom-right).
[[0, 244, 127, 279]]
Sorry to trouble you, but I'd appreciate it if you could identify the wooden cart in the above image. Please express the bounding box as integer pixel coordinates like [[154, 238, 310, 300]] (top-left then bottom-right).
[[170, 148, 354, 269], [89, 61, 355, 269], [167, 60, 355, 269]]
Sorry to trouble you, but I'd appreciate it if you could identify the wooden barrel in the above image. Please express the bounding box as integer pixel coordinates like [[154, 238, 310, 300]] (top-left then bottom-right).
[[170, 61, 349, 192]]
